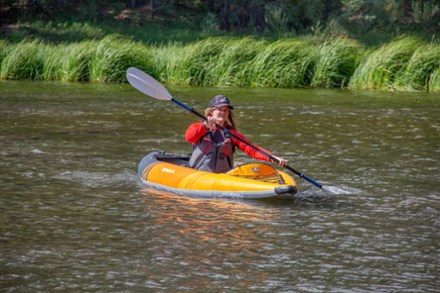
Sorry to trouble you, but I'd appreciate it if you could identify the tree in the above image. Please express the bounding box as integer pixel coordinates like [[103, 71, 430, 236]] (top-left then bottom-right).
[[127, 0, 147, 8]]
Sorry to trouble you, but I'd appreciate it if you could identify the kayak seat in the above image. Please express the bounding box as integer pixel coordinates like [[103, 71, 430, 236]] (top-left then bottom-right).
[[156, 153, 191, 168]]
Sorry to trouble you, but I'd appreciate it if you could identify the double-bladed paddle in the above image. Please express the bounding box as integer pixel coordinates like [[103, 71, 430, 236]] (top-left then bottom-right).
[[127, 67, 337, 194]]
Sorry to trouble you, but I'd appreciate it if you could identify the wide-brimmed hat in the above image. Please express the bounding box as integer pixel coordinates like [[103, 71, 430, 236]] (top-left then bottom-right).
[[209, 95, 234, 109]]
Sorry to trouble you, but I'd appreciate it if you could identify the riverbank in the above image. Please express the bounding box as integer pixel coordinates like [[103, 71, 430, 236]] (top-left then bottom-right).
[[1, 35, 438, 92]]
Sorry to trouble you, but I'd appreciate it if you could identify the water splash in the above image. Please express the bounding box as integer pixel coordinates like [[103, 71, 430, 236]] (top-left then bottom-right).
[[321, 185, 361, 195]]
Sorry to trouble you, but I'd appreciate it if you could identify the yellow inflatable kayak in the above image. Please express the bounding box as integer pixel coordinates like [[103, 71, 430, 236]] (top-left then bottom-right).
[[138, 151, 298, 199]]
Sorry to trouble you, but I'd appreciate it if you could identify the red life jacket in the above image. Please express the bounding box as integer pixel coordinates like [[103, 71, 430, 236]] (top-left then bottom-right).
[[189, 128, 235, 173]]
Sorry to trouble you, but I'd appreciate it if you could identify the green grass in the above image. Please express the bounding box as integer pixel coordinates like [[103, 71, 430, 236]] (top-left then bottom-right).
[[0, 35, 153, 82], [173, 37, 227, 86], [208, 37, 266, 87], [429, 68, 440, 92], [393, 43, 440, 92], [1, 35, 439, 92], [90, 34, 152, 82], [150, 43, 189, 85], [248, 38, 316, 88], [311, 37, 363, 88], [41, 42, 64, 80], [348, 36, 424, 91], [0, 40, 12, 67], [1, 39, 45, 80], [61, 41, 97, 82]]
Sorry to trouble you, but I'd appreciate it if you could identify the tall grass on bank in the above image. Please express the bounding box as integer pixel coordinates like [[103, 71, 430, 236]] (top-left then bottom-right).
[[61, 41, 97, 81], [0, 40, 12, 67], [208, 37, 266, 87], [430, 69, 440, 92], [0, 35, 152, 82], [248, 38, 316, 88], [393, 44, 440, 92], [349, 36, 440, 92], [151, 37, 267, 87], [312, 37, 363, 88], [155, 38, 227, 86], [0, 35, 439, 92], [1, 40, 45, 80], [151, 43, 187, 85], [90, 35, 152, 82]]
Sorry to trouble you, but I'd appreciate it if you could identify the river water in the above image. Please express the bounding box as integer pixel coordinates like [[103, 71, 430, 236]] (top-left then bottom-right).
[[1, 81, 439, 292]]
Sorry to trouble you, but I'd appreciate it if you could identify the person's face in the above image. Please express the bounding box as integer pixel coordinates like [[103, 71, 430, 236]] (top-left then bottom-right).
[[211, 106, 229, 123]]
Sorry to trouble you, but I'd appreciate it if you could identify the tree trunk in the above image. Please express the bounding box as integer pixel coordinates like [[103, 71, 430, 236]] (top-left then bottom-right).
[[250, 3, 266, 32], [127, 0, 147, 9], [402, 0, 413, 23], [219, 0, 231, 31]]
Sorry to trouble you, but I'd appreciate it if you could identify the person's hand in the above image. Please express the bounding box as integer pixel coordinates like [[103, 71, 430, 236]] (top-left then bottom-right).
[[204, 117, 217, 130], [271, 155, 288, 167]]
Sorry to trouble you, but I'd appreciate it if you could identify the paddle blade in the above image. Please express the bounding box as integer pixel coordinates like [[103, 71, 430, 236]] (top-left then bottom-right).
[[127, 67, 173, 101]]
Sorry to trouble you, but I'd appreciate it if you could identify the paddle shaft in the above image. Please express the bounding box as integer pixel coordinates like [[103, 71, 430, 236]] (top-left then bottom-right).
[[171, 98, 324, 189]]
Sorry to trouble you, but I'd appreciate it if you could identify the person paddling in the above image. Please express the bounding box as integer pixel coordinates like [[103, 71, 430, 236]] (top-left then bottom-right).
[[185, 95, 288, 173]]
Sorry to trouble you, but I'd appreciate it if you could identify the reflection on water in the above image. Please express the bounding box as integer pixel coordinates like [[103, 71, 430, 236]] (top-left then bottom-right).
[[1, 81, 439, 292], [139, 188, 297, 290]]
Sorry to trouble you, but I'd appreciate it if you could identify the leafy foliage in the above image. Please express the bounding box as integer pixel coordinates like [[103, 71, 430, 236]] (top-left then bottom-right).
[[1, 1, 439, 91], [1, 0, 439, 45]]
